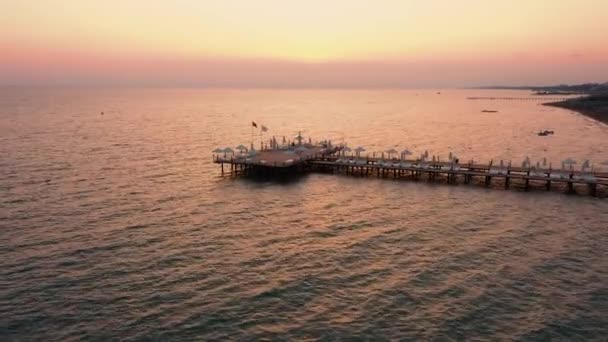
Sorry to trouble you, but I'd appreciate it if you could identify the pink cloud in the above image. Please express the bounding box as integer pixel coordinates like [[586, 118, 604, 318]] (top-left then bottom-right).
[[1, 45, 607, 87]]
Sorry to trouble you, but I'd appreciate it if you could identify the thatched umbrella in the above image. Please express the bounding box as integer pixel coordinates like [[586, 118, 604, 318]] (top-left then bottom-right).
[[222, 147, 234, 158], [400, 149, 413, 160], [354, 147, 366, 158], [235, 144, 248, 153]]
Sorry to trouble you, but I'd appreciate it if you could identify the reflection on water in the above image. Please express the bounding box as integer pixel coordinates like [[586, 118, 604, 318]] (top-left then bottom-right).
[[1, 88, 607, 340]]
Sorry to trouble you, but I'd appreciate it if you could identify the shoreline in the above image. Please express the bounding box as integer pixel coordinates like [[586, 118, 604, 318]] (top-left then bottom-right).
[[543, 94, 608, 124]]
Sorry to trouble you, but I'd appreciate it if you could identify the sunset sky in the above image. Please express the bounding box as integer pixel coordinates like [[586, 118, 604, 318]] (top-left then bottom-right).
[[2, 0, 607, 87]]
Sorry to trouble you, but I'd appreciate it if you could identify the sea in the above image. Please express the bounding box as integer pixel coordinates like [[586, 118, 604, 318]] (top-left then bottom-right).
[[1, 88, 607, 341]]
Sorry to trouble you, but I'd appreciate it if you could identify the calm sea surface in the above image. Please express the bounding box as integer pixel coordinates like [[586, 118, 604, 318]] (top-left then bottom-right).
[[1, 88, 607, 341]]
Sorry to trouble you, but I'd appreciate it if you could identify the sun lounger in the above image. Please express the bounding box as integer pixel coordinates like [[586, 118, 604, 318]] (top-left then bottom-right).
[[549, 172, 568, 179]]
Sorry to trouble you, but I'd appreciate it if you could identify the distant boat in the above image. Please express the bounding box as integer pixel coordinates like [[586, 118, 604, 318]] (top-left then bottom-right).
[[481, 110, 498, 113], [537, 130, 555, 136]]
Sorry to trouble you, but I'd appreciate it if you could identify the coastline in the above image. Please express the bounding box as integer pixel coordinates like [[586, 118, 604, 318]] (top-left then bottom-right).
[[543, 94, 608, 124]]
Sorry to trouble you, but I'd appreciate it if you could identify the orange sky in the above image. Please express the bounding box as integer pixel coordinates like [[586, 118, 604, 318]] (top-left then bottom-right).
[[1, 0, 607, 86]]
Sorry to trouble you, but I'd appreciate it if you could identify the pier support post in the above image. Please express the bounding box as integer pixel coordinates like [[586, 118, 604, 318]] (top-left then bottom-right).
[[221, 162, 224, 175], [590, 184, 597, 196]]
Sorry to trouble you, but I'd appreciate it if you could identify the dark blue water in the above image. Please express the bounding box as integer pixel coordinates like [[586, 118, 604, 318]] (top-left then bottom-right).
[[1, 88, 607, 341]]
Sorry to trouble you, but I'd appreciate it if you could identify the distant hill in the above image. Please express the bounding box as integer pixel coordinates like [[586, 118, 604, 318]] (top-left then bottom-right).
[[544, 91, 608, 124], [475, 82, 608, 94], [474, 82, 608, 124]]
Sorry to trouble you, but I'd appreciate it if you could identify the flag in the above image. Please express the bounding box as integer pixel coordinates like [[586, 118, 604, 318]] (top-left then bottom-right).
[[252, 121, 257, 128], [261, 125, 268, 132]]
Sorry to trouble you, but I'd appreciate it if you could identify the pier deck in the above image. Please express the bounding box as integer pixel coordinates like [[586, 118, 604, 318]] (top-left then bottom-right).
[[215, 145, 335, 168]]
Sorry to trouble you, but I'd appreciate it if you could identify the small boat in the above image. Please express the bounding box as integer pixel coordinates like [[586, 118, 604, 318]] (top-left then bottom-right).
[[481, 110, 498, 113], [537, 130, 555, 136]]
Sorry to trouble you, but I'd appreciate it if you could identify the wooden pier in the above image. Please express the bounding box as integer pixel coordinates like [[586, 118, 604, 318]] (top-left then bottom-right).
[[214, 147, 608, 197]]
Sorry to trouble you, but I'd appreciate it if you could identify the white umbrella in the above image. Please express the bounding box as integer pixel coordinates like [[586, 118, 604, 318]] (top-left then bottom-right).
[[562, 158, 576, 170], [386, 148, 397, 159], [354, 147, 366, 157], [294, 131, 304, 145], [235, 144, 247, 153], [212, 148, 224, 153], [342, 146, 352, 156], [562, 158, 576, 165]]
